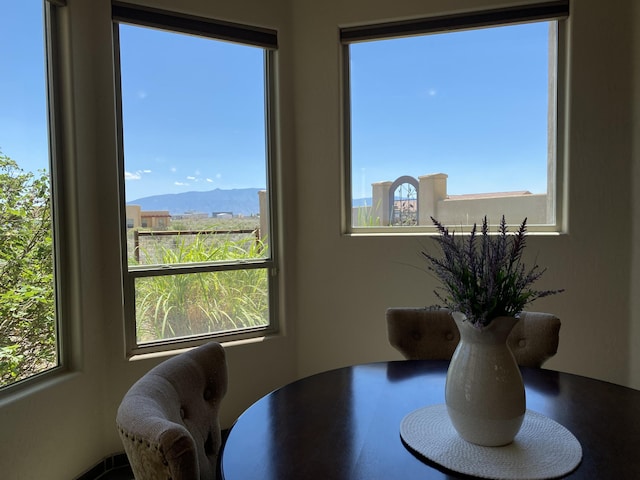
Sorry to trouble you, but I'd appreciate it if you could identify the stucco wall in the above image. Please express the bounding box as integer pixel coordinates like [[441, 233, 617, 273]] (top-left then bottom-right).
[[437, 194, 548, 226]]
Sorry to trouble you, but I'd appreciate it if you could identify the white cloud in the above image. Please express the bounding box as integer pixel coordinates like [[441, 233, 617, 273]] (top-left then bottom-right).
[[206, 178, 213, 183], [174, 181, 189, 186], [125, 171, 141, 180], [186, 176, 196, 181], [170, 167, 177, 173], [143, 169, 152, 173]]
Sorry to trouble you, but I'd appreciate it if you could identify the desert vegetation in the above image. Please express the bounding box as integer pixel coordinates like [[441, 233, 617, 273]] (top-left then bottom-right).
[[130, 224, 269, 342]]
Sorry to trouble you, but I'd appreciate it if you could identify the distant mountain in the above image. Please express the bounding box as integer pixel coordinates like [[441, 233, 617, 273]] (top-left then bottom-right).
[[128, 188, 263, 216], [129, 190, 373, 216]]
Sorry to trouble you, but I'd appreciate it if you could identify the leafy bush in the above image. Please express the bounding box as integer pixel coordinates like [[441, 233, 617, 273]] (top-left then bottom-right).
[[0, 153, 56, 387]]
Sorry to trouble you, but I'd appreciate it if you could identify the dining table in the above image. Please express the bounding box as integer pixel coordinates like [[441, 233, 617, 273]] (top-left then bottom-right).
[[220, 360, 640, 479]]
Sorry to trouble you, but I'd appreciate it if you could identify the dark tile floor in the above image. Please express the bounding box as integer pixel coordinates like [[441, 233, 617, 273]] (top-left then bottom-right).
[[75, 454, 132, 480], [94, 465, 134, 480]]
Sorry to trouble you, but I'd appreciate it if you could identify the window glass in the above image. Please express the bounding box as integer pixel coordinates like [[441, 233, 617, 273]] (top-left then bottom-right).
[[0, 1, 59, 387], [119, 24, 269, 263], [116, 16, 275, 348], [135, 269, 268, 342], [347, 20, 559, 231]]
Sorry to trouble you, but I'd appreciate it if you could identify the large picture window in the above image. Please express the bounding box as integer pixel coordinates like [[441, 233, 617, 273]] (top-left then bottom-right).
[[342, 1, 568, 233], [113, 4, 278, 353], [0, 0, 62, 388]]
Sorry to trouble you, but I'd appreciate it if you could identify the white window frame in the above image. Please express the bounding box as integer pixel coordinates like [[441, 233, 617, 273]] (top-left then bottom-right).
[[341, 1, 569, 235], [112, 2, 280, 356]]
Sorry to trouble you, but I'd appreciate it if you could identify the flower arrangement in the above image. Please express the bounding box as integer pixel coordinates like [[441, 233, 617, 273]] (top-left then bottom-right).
[[422, 215, 563, 328]]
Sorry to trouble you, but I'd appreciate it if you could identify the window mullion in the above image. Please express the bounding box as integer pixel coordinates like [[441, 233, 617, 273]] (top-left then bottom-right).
[[128, 259, 274, 279]]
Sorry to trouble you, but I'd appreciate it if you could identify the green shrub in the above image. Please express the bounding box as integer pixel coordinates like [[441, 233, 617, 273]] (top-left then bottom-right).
[[0, 153, 56, 387]]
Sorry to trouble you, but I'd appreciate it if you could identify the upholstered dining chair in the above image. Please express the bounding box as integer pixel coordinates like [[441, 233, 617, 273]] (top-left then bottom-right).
[[386, 307, 561, 368], [116, 341, 228, 480]]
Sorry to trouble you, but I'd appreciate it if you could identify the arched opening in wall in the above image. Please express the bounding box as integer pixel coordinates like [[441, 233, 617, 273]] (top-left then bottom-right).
[[389, 176, 418, 226]]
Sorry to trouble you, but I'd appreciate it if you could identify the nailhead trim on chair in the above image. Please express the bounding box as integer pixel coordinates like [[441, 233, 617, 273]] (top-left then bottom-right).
[[75, 428, 231, 480]]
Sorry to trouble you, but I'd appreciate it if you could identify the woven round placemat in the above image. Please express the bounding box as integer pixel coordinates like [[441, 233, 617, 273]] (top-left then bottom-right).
[[400, 404, 582, 480]]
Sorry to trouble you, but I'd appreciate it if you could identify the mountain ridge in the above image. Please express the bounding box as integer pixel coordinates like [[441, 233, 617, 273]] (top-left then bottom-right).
[[128, 188, 371, 216], [127, 188, 263, 216]]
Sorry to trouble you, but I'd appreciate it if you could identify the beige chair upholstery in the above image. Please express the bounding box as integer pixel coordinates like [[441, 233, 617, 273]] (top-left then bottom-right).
[[386, 307, 560, 368], [116, 342, 227, 480]]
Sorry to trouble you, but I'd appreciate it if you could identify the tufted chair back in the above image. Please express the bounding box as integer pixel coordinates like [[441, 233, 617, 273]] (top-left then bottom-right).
[[386, 308, 561, 368], [116, 341, 228, 480]]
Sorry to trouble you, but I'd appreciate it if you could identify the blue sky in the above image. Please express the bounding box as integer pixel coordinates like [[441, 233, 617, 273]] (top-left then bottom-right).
[[350, 21, 551, 199], [3, 2, 551, 203], [118, 24, 267, 202], [1, 2, 49, 174]]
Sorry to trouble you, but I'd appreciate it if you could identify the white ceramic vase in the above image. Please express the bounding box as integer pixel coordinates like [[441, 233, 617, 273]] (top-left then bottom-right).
[[445, 312, 525, 446]]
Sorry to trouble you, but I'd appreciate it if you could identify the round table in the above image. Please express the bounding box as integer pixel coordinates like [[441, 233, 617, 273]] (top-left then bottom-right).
[[221, 360, 640, 479]]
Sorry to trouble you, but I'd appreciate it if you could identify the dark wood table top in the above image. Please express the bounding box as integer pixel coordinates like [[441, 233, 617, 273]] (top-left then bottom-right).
[[221, 360, 640, 479]]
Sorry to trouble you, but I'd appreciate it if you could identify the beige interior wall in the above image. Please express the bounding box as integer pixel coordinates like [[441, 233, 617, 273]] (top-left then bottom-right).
[[98, 0, 300, 463], [0, 2, 113, 477], [291, 0, 639, 390], [630, 0, 640, 390], [0, 0, 297, 478], [2, 0, 640, 478]]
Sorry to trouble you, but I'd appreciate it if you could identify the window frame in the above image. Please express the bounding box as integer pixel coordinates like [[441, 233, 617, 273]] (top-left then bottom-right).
[[45, 0, 65, 378], [340, 1, 569, 235], [1, 0, 67, 393], [112, 3, 280, 356]]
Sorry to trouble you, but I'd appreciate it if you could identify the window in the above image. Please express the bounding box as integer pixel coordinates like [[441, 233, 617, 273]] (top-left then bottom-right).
[[342, 1, 568, 233], [113, 4, 278, 353], [0, 0, 62, 388]]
